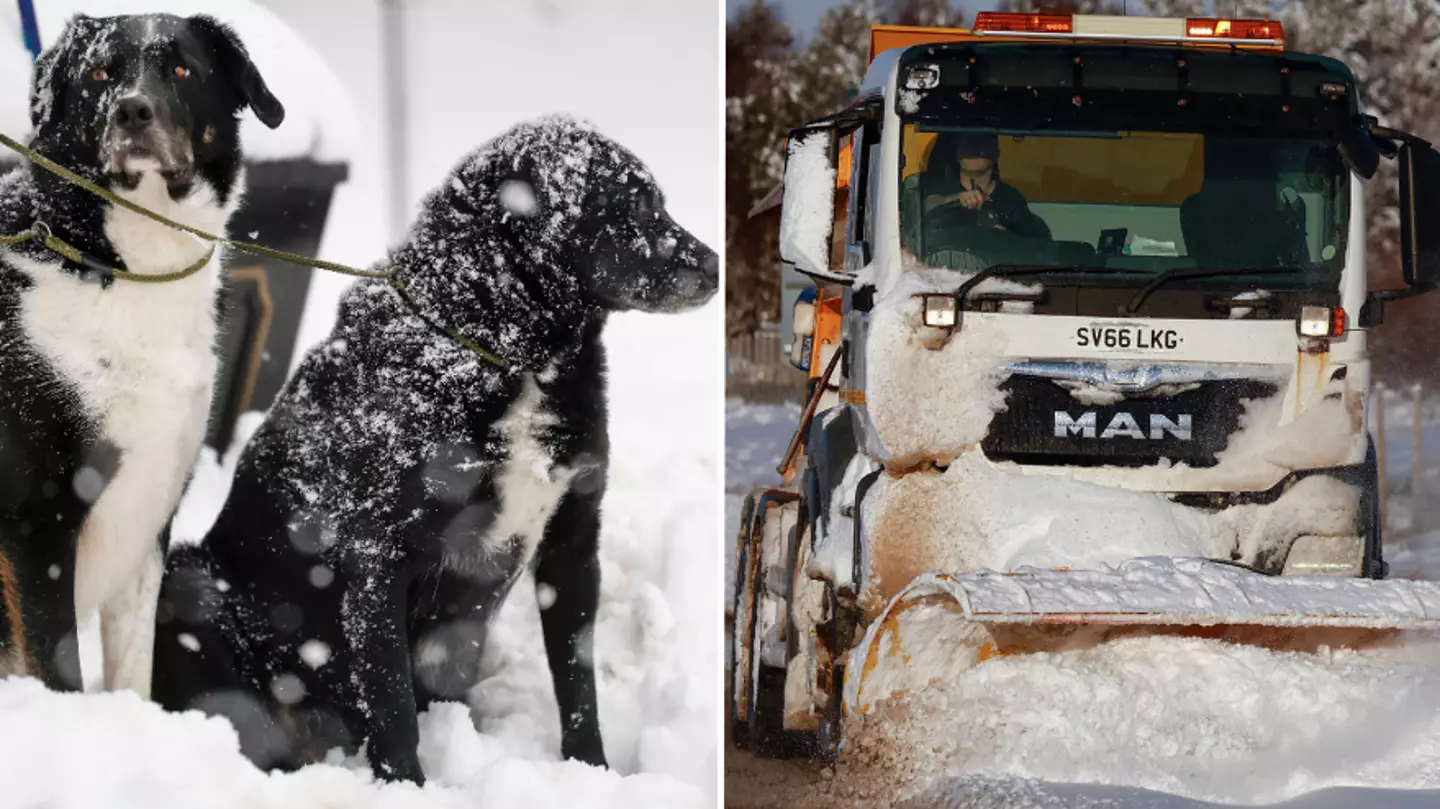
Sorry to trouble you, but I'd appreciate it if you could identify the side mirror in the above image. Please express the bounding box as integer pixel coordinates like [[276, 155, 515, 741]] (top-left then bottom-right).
[[1400, 140, 1440, 289], [778, 127, 853, 284]]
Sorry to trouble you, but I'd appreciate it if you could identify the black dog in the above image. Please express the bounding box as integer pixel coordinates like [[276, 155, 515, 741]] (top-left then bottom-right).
[[0, 14, 281, 695], [154, 115, 718, 783]]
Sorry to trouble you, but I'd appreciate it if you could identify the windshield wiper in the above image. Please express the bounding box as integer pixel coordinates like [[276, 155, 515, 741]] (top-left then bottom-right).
[[953, 263, 1149, 304], [1122, 266, 1297, 316]]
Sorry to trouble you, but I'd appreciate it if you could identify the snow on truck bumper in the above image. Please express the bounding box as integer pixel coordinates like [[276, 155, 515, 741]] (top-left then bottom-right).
[[856, 282, 1369, 494], [841, 559, 1440, 717], [853, 453, 1367, 614]]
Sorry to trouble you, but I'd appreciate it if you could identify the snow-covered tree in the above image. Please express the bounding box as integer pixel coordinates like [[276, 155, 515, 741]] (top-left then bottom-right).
[[1137, 0, 1277, 17], [726, 0, 800, 333], [729, 0, 969, 333], [886, 0, 966, 27], [1281, 0, 1440, 382], [998, 0, 1121, 13]]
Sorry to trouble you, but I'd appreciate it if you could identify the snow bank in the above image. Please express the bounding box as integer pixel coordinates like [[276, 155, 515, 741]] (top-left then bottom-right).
[[855, 454, 1364, 612], [40, 308, 722, 809], [0, 678, 703, 808], [0, 0, 356, 163], [778, 131, 836, 275], [723, 391, 1440, 808], [907, 779, 1440, 809], [844, 632, 1440, 806], [51, 371, 717, 808]]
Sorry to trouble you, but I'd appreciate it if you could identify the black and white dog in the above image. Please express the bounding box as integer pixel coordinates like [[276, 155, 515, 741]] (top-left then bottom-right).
[[0, 14, 282, 694], [153, 115, 718, 783]]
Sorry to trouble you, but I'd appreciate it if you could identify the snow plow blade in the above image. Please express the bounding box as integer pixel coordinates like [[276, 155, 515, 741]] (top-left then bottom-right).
[[844, 558, 1440, 715]]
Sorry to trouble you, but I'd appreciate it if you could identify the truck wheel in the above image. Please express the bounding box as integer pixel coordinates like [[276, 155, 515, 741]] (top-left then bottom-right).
[[729, 491, 812, 758], [728, 513, 755, 751], [749, 502, 819, 759], [745, 582, 815, 758]]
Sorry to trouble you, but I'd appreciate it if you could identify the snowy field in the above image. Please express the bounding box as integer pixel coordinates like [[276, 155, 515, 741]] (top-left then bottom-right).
[[724, 395, 1440, 808], [13, 315, 722, 809], [0, 1, 722, 807]]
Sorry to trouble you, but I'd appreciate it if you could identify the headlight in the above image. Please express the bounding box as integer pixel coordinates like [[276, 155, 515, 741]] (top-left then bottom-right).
[[921, 294, 958, 328], [1298, 305, 1345, 338]]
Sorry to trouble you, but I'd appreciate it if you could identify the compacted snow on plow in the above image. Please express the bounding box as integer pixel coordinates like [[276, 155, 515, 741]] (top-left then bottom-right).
[[730, 13, 1440, 773]]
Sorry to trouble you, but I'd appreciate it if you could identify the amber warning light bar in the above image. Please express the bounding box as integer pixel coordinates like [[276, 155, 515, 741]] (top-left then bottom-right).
[[971, 12, 1284, 46]]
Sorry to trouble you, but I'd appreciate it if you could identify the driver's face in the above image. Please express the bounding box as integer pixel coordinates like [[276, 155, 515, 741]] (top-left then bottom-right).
[[959, 157, 994, 189]]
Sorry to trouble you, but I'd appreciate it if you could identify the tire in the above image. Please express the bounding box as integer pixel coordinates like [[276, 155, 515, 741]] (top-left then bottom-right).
[[728, 516, 753, 752], [730, 492, 814, 759], [746, 504, 818, 759], [745, 585, 816, 758]]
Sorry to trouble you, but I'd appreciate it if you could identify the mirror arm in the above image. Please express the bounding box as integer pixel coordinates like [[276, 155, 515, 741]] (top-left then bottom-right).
[[797, 266, 855, 287], [1369, 122, 1433, 149], [1360, 284, 1438, 328]]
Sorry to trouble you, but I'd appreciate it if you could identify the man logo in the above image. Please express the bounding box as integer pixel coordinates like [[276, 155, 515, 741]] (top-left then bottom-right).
[[1054, 411, 1193, 440]]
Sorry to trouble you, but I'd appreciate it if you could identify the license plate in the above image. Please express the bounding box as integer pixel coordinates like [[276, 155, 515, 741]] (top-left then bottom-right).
[[1073, 323, 1184, 351]]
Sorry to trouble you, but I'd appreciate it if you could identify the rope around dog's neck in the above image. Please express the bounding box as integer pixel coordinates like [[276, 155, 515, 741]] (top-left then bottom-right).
[[0, 132, 509, 368], [0, 133, 392, 281], [0, 220, 213, 286], [392, 275, 510, 369]]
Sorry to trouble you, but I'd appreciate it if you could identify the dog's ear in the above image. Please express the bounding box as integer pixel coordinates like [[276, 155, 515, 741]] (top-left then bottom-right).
[[29, 14, 88, 134], [191, 14, 285, 130]]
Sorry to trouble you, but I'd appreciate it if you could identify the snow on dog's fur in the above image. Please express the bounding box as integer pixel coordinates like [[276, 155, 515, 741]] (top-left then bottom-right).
[[0, 13, 281, 696], [153, 115, 718, 784]]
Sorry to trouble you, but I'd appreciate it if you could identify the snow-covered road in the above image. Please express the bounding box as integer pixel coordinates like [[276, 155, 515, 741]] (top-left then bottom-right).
[[723, 397, 1440, 808]]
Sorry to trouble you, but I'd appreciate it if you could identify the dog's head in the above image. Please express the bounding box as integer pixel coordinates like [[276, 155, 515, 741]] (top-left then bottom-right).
[[569, 139, 718, 314], [436, 117, 718, 315], [29, 13, 284, 202]]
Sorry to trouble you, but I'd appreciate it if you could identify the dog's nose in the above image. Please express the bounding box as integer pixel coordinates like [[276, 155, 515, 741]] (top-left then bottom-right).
[[114, 95, 155, 132], [700, 252, 719, 283]]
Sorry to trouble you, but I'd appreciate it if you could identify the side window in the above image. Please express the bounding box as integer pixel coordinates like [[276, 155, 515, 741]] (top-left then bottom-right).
[[828, 129, 855, 273], [864, 140, 881, 249], [844, 122, 880, 272]]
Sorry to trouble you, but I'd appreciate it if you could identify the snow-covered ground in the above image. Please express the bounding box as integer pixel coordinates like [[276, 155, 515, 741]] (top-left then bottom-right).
[[10, 303, 720, 805], [724, 397, 802, 601], [0, 1, 721, 807], [13, 291, 720, 807], [724, 394, 1440, 808]]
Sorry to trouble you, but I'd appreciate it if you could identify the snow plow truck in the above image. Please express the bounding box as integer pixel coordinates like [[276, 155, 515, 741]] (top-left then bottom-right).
[[731, 12, 1440, 761]]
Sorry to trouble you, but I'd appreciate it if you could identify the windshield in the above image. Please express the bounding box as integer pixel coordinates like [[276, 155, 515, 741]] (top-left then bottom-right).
[[898, 125, 1350, 288]]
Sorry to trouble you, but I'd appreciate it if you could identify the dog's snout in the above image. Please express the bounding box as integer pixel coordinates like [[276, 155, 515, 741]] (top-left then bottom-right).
[[114, 95, 156, 132], [700, 252, 719, 282]]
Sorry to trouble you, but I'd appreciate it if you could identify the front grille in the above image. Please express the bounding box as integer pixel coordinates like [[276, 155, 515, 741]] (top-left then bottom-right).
[[982, 374, 1279, 468]]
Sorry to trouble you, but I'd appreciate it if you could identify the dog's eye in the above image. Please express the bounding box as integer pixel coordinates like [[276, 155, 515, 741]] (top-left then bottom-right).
[[90, 67, 109, 82], [174, 65, 191, 79]]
